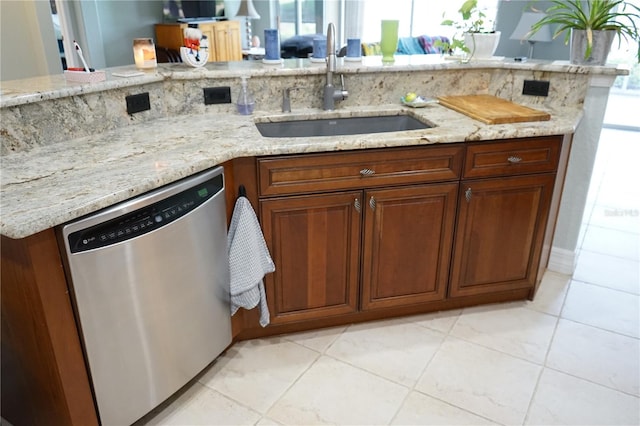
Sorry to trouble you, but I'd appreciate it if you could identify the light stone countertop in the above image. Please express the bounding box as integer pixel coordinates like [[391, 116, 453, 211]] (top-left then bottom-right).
[[0, 55, 626, 108], [1, 101, 582, 239]]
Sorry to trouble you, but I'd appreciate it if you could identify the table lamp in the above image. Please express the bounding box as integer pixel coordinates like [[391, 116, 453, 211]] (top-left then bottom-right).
[[510, 12, 552, 58], [235, 0, 261, 49]]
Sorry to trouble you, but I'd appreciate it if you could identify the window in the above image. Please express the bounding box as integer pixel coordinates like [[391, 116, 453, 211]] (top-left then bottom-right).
[[360, 0, 498, 43], [278, 0, 322, 40]]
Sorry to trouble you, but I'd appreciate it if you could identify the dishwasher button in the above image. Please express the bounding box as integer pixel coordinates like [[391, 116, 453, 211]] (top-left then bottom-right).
[[155, 215, 163, 223]]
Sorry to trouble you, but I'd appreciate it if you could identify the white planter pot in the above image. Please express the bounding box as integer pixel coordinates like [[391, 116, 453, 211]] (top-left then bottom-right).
[[464, 31, 501, 59], [570, 29, 615, 66]]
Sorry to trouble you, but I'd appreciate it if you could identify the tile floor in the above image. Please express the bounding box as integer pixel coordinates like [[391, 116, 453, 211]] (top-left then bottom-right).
[[143, 128, 639, 425]]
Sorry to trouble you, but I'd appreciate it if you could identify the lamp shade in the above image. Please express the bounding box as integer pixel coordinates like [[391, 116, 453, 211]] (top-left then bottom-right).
[[236, 0, 260, 19], [510, 12, 552, 42]]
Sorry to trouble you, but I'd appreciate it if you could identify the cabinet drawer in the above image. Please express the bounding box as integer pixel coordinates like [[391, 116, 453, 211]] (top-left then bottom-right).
[[463, 136, 562, 179], [258, 145, 464, 196]]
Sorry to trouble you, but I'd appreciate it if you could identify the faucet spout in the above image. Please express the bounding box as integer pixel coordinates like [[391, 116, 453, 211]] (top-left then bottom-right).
[[323, 23, 348, 111]]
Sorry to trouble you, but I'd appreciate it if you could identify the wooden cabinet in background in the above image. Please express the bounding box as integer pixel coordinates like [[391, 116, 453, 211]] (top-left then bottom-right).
[[155, 21, 242, 62]]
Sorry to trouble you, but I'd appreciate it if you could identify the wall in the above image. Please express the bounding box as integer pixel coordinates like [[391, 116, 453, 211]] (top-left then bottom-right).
[[494, 0, 570, 60], [0, 0, 62, 81], [92, 0, 163, 68]]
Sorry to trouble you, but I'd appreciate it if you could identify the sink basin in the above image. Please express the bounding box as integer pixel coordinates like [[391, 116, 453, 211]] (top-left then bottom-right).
[[255, 114, 433, 138]]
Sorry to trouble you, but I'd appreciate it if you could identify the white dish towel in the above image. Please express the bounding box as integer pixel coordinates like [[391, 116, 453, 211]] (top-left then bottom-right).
[[227, 196, 275, 327]]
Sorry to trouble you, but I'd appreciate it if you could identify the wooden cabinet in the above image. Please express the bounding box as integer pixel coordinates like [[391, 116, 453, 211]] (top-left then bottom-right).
[[155, 21, 242, 62], [254, 136, 565, 330], [260, 192, 361, 324], [361, 183, 458, 310], [210, 21, 242, 61], [449, 174, 556, 297], [449, 136, 562, 297], [257, 146, 464, 324]]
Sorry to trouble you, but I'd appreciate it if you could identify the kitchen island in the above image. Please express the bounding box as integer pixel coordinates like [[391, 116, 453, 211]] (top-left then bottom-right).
[[0, 56, 626, 425]]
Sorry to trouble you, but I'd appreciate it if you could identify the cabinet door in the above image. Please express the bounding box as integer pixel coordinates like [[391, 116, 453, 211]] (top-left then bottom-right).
[[224, 21, 242, 61], [197, 24, 216, 62], [211, 22, 242, 61], [361, 183, 458, 310], [450, 174, 556, 297], [260, 192, 361, 324]]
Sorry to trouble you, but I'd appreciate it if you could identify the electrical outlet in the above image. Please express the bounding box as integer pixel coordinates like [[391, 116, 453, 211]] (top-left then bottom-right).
[[204, 87, 231, 105], [522, 80, 550, 97], [126, 92, 150, 114]]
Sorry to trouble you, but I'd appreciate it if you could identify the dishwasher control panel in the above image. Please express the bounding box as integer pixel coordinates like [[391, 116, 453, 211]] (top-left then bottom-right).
[[67, 174, 223, 253]]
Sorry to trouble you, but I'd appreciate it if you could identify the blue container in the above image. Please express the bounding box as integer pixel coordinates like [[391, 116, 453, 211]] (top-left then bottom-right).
[[264, 29, 280, 60], [313, 37, 326, 59], [347, 38, 361, 58]]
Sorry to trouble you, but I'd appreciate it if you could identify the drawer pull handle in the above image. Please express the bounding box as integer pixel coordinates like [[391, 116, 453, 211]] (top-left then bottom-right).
[[360, 168, 376, 176], [508, 155, 522, 163], [354, 198, 361, 213], [369, 196, 376, 211], [465, 188, 472, 203]]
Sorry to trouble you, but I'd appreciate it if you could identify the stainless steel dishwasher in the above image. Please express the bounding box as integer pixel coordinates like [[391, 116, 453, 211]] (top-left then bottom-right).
[[60, 166, 231, 426]]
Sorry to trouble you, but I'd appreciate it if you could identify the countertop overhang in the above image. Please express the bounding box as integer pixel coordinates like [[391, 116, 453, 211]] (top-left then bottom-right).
[[1, 103, 582, 239]]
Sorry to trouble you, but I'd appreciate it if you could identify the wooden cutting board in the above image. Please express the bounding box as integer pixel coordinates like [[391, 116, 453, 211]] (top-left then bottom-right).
[[437, 94, 551, 124]]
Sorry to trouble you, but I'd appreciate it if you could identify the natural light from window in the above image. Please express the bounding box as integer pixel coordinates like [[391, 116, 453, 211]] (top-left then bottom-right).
[[360, 0, 498, 42]]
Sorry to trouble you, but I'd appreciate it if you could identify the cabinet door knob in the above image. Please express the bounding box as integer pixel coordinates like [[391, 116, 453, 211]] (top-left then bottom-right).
[[360, 168, 375, 176], [508, 155, 522, 163], [465, 188, 472, 203], [354, 198, 361, 213], [369, 196, 376, 211]]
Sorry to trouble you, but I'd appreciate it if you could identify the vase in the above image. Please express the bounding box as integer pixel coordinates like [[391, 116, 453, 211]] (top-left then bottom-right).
[[570, 29, 615, 66], [380, 20, 399, 63], [463, 31, 501, 59]]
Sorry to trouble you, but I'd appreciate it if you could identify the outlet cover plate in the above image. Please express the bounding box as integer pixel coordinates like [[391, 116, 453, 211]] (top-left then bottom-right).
[[204, 87, 231, 105], [126, 92, 151, 114], [522, 80, 550, 97]]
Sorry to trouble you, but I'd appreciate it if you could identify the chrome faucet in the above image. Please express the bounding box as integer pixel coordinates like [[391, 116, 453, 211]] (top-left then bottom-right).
[[323, 23, 348, 111]]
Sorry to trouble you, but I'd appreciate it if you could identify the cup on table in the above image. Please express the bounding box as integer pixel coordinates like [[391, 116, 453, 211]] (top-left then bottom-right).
[[346, 38, 361, 60], [312, 37, 326, 60], [264, 29, 280, 60], [380, 20, 399, 63]]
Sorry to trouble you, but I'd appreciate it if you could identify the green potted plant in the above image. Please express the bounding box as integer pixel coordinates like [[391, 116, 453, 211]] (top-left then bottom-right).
[[439, 0, 501, 60], [528, 0, 640, 65]]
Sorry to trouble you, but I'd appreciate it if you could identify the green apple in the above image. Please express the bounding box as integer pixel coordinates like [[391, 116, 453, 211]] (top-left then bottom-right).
[[405, 92, 417, 102]]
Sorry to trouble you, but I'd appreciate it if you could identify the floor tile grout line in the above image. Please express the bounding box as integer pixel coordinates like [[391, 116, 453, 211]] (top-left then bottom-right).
[[568, 276, 640, 298], [388, 315, 508, 426], [542, 365, 640, 399], [577, 246, 640, 263], [195, 377, 272, 420], [256, 344, 324, 418], [556, 313, 640, 341], [522, 308, 563, 426]]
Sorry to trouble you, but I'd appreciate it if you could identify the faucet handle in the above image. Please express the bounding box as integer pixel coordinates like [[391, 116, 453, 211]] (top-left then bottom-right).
[[282, 87, 299, 113], [339, 74, 348, 100]]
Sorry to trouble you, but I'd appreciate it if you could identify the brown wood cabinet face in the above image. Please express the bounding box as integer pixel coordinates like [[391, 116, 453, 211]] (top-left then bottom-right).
[[260, 192, 361, 324], [449, 174, 556, 297], [361, 183, 458, 310], [463, 137, 561, 179], [258, 146, 463, 197]]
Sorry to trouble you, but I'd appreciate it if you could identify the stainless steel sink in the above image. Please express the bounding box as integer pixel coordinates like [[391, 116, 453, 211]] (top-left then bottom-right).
[[255, 114, 433, 138]]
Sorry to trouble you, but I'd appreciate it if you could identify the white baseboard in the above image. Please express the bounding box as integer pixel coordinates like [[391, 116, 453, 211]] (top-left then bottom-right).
[[547, 246, 577, 275]]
